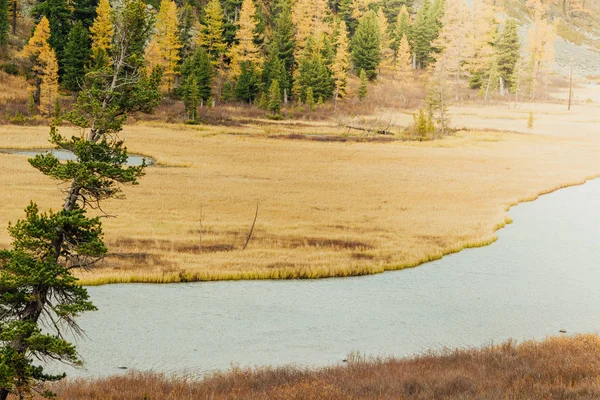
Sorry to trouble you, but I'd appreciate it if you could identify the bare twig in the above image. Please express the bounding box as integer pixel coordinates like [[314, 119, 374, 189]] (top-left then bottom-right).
[[243, 201, 259, 250]]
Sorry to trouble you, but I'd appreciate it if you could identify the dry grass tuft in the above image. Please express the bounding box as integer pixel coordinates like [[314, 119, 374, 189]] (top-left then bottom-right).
[[35, 334, 600, 399]]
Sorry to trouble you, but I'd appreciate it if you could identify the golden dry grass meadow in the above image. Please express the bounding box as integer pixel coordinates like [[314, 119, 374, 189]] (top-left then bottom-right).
[[1, 90, 600, 285]]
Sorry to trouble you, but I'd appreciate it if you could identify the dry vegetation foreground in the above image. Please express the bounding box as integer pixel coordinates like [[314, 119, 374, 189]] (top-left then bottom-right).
[[37, 334, 600, 399], [1, 116, 600, 284]]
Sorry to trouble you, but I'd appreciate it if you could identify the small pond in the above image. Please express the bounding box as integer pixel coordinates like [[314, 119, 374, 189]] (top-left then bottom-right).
[[0, 149, 153, 166]]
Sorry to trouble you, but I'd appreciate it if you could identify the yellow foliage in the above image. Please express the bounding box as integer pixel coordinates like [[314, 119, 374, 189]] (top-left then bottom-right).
[[147, 0, 182, 92], [396, 34, 412, 82], [197, 0, 227, 66], [227, 0, 261, 78], [332, 19, 350, 98], [21, 17, 59, 115], [291, 0, 329, 57], [90, 0, 114, 61]]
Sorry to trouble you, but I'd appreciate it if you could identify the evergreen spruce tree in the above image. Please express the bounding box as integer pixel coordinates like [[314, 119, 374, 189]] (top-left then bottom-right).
[[495, 19, 520, 91], [73, 0, 99, 29], [337, 0, 354, 32], [351, 10, 381, 80], [63, 21, 91, 95], [296, 36, 333, 101], [380, 0, 413, 23], [0, 1, 161, 398], [274, 2, 295, 91], [181, 47, 212, 112], [358, 68, 368, 100], [235, 61, 260, 103], [178, 4, 196, 59], [33, 0, 72, 75], [183, 75, 200, 120], [410, 0, 441, 68], [0, 0, 9, 47], [267, 79, 281, 115]]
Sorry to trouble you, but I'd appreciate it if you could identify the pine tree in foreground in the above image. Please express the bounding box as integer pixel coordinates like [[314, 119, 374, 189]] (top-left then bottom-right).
[[0, 1, 162, 398]]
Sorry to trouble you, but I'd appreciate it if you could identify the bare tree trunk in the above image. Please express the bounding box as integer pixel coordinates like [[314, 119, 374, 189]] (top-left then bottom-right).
[[11, 0, 16, 35]]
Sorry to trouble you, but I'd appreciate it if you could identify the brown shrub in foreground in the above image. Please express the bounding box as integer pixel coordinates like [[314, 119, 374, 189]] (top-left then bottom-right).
[[37, 334, 600, 399]]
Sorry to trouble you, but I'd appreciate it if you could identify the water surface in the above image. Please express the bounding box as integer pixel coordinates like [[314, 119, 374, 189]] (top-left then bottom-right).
[[60, 179, 600, 377], [0, 149, 152, 166]]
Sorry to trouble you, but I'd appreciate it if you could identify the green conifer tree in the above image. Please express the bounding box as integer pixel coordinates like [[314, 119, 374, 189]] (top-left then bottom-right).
[[358, 68, 368, 100], [274, 2, 295, 91], [181, 47, 213, 112], [178, 4, 196, 59], [267, 79, 281, 115], [0, 1, 161, 398], [183, 75, 200, 120], [235, 61, 260, 103], [296, 37, 333, 101], [62, 21, 91, 95], [0, 0, 9, 47], [495, 19, 520, 91], [73, 0, 99, 29], [305, 85, 314, 110], [351, 10, 381, 80]]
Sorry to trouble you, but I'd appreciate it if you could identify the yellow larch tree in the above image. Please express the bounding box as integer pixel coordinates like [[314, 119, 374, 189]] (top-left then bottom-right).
[[146, 0, 182, 93], [396, 33, 412, 82], [89, 0, 113, 62], [331, 19, 350, 99], [291, 0, 329, 58], [21, 16, 59, 115], [197, 0, 227, 67], [352, 0, 375, 21], [434, 0, 471, 100], [228, 0, 261, 78], [377, 7, 393, 69], [466, 0, 497, 90]]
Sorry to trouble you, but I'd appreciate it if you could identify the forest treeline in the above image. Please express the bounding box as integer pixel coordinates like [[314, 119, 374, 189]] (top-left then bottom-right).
[[0, 0, 593, 124]]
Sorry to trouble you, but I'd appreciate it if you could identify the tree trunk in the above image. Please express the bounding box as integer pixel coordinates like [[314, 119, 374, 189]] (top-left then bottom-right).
[[11, 0, 16, 35]]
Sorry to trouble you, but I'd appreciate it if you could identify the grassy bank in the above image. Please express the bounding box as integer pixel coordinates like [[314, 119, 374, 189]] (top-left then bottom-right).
[[1, 121, 600, 284], [35, 334, 600, 399]]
